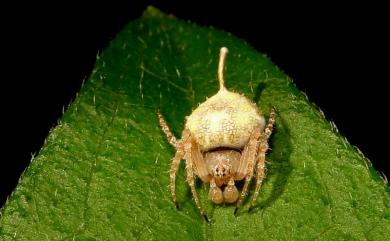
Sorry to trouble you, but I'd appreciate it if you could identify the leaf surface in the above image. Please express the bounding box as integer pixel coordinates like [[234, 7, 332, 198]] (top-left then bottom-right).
[[1, 6, 389, 241]]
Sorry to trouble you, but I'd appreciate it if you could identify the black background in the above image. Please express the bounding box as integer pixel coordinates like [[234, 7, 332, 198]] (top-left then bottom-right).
[[1, 1, 389, 207]]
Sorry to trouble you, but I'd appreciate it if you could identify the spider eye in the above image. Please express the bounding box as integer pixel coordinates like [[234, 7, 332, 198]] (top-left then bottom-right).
[[213, 163, 229, 178]]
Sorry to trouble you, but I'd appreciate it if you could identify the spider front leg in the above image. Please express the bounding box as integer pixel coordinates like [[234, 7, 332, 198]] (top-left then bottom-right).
[[157, 110, 178, 147], [183, 136, 210, 222], [158, 111, 209, 221], [234, 127, 261, 214], [158, 111, 186, 209], [249, 107, 276, 210]]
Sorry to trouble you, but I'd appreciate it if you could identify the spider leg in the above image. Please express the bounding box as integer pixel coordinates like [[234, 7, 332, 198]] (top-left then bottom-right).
[[263, 107, 276, 140], [189, 135, 211, 183], [184, 140, 209, 222], [249, 107, 276, 210], [157, 110, 178, 147], [248, 139, 268, 210], [169, 148, 184, 208], [234, 127, 261, 214]]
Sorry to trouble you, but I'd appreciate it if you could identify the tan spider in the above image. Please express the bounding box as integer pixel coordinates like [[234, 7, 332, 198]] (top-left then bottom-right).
[[158, 47, 276, 221]]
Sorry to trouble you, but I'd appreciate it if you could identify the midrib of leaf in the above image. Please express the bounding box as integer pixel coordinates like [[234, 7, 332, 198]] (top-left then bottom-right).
[[1, 6, 389, 241]]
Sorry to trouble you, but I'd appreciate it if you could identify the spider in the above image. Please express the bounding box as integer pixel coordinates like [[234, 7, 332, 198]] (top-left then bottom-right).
[[158, 47, 276, 221]]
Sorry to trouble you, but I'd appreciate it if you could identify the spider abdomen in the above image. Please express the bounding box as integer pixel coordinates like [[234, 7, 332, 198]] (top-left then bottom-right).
[[186, 89, 265, 151]]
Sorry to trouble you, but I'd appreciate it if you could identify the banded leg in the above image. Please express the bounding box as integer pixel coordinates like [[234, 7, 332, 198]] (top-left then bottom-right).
[[169, 149, 184, 208], [190, 137, 211, 183], [185, 157, 209, 221], [249, 139, 268, 209], [234, 168, 254, 214], [183, 136, 209, 222], [249, 108, 276, 209], [234, 127, 261, 214], [157, 110, 177, 147], [264, 107, 276, 139]]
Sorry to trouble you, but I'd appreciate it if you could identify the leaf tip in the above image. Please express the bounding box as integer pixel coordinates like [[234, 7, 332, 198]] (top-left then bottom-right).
[[143, 6, 164, 18]]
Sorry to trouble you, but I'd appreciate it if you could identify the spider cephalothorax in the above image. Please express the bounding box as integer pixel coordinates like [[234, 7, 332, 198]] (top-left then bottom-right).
[[158, 47, 276, 221]]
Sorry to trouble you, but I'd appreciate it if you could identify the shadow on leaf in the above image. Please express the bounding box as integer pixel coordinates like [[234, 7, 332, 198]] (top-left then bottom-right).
[[249, 112, 293, 214], [253, 82, 267, 104]]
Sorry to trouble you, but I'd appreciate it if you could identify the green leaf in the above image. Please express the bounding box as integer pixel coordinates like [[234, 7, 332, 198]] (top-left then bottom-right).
[[1, 6, 389, 241]]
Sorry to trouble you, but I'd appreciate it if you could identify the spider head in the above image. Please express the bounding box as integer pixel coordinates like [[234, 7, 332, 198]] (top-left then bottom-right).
[[212, 162, 231, 178], [204, 149, 241, 185], [205, 150, 241, 204]]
